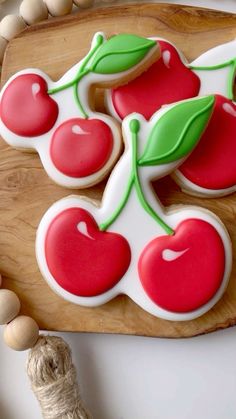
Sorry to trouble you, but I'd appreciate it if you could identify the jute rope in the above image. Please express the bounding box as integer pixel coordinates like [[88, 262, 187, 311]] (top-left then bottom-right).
[[26, 335, 92, 419]]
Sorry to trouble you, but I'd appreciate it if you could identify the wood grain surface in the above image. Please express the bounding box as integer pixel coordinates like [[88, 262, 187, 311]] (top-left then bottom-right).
[[1, 3, 236, 337]]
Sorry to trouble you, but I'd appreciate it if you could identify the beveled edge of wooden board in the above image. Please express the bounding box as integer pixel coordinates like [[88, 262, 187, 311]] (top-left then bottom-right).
[[1, 2, 236, 338], [2, 2, 236, 84], [10, 2, 236, 33]]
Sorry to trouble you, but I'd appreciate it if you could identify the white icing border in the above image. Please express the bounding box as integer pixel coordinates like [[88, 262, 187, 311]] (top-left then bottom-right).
[[173, 170, 236, 198]]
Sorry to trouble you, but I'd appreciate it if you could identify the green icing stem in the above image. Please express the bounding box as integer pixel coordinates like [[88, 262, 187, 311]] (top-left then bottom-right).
[[189, 58, 236, 70], [73, 80, 88, 119], [100, 119, 174, 236], [47, 34, 104, 118], [189, 58, 236, 100], [131, 121, 174, 236], [228, 61, 236, 100], [79, 34, 104, 73], [99, 174, 134, 231]]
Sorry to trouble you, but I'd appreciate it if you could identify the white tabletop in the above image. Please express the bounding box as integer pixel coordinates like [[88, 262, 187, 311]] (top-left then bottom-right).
[[0, 1, 236, 419]]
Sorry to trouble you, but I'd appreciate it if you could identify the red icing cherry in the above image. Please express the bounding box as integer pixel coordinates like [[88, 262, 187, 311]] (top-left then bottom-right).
[[111, 41, 200, 120], [50, 118, 113, 178], [45, 208, 131, 297], [180, 95, 236, 190], [138, 219, 225, 313], [1, 74, 58, 137]]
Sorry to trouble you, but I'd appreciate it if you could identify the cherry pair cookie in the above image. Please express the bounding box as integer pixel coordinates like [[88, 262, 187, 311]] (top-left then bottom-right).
[[36, 96, 232, 321], [107, 37, 236, 197], [0, 32, 159, 188]]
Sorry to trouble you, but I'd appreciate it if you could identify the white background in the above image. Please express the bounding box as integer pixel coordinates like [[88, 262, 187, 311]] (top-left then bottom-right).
[[0, 1, 236, 419]]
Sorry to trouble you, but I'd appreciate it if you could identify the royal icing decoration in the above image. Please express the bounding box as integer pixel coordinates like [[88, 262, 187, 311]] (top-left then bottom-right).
[[175, 95, 236, 196], [36, 97, 232, 321], [107, 40, 201, 120], [0, 32, 159, 188], [107, 38, 236, 197]]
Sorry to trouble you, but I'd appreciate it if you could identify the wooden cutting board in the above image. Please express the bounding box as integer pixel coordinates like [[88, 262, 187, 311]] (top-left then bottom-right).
[[1, 3, 236, 338]]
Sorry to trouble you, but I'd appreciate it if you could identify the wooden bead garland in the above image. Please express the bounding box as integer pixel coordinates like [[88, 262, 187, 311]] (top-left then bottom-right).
[[44, 0, 73, 16], [20, 0, 48, 25], [0, 15, 26, 41], [3, 315, 39, 351], [0, 289, 20, 324], [0, 278, 39, 350]]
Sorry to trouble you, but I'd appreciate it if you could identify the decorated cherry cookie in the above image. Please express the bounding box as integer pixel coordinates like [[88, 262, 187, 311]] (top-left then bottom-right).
[[107, 37, 236, 120], [106, 39, 201, 120], [0, 32, 159, 188], [36, 96, 232, 321], [107, 37, 236, 197]]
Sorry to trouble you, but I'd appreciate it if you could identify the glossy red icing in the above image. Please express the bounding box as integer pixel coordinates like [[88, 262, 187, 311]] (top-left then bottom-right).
[[50, 118, 113, 177], [1, 74, 58, 137], [45, 208, 131, 297], [111, 41, 200, 120], [138, 219, 225, 313], [180, 95, 236, 190]]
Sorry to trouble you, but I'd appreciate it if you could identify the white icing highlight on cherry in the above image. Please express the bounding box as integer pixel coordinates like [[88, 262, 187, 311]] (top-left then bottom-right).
[[222, 102, 236, 117], [32, 83, 40, 96], [162, 50, 171, 68], [162, 248, 189, 261], [77, 221, 94, 240], [72, 125, 90, 135]]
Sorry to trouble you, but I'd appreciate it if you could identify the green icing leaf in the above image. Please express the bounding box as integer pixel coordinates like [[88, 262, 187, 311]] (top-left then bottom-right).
[[138, 96, 215, 166], [89, 34, 156, 75]]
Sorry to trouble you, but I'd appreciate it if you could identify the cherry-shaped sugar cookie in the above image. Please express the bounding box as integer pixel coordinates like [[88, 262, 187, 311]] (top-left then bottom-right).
[[107, 40, 200, 120], [0, 32, 160, 189], [106, 37, 236, 197], [36, 95, 232, 321], [107, 37, 236, 122]]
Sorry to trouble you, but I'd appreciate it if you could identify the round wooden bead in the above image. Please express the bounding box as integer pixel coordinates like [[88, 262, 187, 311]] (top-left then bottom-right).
[[20, 0, 48, 25], [73, 0, 94, 9], [3, 315, 39, 351], [0, 15, 26, 41], [44, 0, 73, 16], [0, 289, 20, 324], [0, 36, 7, 64]]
